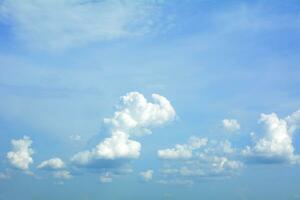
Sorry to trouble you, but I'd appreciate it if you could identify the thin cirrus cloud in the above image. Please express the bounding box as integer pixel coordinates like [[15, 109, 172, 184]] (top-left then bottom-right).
[[71, 92, 176, 167], [0, 0, 168, 50], [6, 136, 34, 171], [242, 110, 300, 164]]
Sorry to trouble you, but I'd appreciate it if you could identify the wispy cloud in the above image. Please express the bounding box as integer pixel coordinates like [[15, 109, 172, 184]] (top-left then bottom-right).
[[0, 0, 168, 50]]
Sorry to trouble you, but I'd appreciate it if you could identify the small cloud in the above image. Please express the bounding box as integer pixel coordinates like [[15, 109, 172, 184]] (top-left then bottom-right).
[[53, 170, 72, 180], [140, 170, 153, 182], [99, 172, 113, 183], [7, 136, 34, 171], [222, 119, 240, 132], [37, 158, 65, 170], [69, 134, 81, 141]]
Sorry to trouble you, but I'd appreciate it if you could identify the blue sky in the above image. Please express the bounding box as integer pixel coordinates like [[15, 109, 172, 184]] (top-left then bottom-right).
[[0, 0, 300, 199]]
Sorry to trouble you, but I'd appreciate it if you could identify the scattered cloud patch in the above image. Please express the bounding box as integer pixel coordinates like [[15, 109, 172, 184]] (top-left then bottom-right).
[[7, 136, 34, 171], [158, 137, 243, 184], [140, 170, 153, 181], [37, 158, 65, 170], [158, 136, 207, 160], [222, 119, 240, 132]]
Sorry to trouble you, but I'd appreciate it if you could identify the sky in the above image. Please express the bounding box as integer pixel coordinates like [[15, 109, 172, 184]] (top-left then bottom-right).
[[0, 0, 300, 199]]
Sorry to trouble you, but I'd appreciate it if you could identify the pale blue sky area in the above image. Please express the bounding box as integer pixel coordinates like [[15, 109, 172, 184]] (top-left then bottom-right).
[[0, 1, 300, 200]]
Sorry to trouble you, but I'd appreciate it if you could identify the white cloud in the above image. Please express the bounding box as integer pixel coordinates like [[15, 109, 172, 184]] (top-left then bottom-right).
[[72, 131, 141, 165], [0, 0, 167, 50], [158, 136, 207, 160], [99, 172, 113, 183], [53, 170, 72, 179], [222, 119, 240, 132], [242, 111, 300, 164], [72, 92, 175, 166], [158, 137, 243, 184], [7, 136, 34, 170], [140, 169, 153, 181], [37, 158, 65, 170], [69, 134, 81, 141], [104, 92, 176, 136]]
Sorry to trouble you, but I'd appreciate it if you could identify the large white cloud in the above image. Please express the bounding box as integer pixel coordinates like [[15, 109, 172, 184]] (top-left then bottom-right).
[[158, 136, 207, 160], [242, 110, 300, 164], [222, 119, 240, 132], [72, 92, 175, 166], [0, 0, 167, 50], [7, 136, 34, 171], [37, 158, 65, 170]]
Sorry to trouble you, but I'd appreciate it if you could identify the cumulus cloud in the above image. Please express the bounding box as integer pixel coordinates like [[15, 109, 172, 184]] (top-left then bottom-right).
[[242, 110, 300, 164], [71, 131, 141, 165], [158, 136, 207, 159], [222, 119, 240, 132], [0, 0, 168, 50], [140, 170, 153, 181], [53, 170, 72, 179], [7, 136, 34, 171], [104, 92, 176, 136], [37, 158, 65, 170], [72, 92, 175, 168]]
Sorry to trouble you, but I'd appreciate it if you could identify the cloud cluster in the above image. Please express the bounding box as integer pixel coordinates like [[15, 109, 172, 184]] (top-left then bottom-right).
[[242, 110, 300, 164], [72, 92, 176, 167], [37, 158, 65, 170], [0, 0, 167, 50], [158, 137, 243, 184], [6, 136, 34, 171], [222, 119, 240, 132]]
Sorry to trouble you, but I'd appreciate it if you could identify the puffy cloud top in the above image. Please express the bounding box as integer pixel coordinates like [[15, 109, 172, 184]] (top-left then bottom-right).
[[242, 111, 300, 164], [104, 92, 176, 136], [7, 136, 34, 170], [72, 92, 175, 166]]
